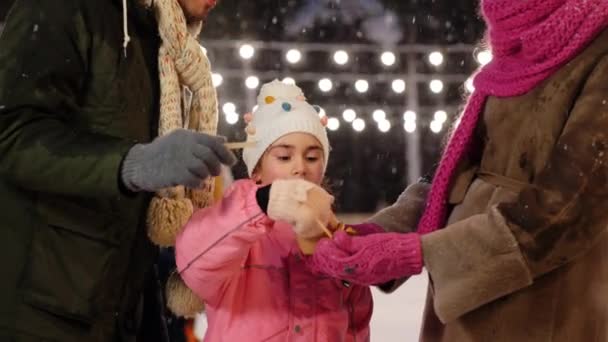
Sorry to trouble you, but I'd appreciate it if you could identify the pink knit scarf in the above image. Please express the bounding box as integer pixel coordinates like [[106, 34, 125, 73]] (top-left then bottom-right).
[[417, 0, 608, 234]]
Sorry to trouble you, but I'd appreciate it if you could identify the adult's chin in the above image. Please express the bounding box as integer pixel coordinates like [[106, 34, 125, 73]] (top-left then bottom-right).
[[183, 0, 216, 23], [186, 7, 212, 22]]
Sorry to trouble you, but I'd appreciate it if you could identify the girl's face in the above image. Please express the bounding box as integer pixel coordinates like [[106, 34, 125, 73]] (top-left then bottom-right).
[[252, 132, 325, 186]]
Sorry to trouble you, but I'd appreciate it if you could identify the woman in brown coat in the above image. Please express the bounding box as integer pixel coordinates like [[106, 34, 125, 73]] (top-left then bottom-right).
[[306, 0, 608, 341]]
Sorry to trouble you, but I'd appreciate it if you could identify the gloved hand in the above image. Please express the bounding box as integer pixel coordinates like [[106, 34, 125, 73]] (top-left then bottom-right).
[[307, 230, 423, 286], [267, 179, 334, 238], [121, 129, 236, 192]]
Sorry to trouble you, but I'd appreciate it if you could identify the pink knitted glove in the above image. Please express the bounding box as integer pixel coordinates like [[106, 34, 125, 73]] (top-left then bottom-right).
[[307, 231, 423, 286]]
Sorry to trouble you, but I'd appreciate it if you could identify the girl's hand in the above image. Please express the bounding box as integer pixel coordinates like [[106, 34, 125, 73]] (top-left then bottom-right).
[[267, 179, 334, 238]]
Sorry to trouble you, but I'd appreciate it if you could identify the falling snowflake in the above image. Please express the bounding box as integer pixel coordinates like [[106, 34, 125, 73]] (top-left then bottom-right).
[[286, 0, 403, 45]]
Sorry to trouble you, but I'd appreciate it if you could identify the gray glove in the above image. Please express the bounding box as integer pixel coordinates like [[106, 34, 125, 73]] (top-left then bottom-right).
[[121, 129, 237, 192]]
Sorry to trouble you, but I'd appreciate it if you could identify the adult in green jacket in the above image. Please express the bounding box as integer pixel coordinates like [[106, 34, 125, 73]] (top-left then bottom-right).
[[0, 0, 234, 340]]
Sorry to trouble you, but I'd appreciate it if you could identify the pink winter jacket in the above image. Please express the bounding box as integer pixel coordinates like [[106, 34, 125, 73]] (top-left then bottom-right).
[[175, 179, 373, 342]]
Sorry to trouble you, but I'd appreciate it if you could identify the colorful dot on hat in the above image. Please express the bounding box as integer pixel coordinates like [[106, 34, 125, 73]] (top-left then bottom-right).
[[320, 116, 328, 126], [243, 112, 253, 124], [282, 102, 292, 111], [265, 96, 276, 104]]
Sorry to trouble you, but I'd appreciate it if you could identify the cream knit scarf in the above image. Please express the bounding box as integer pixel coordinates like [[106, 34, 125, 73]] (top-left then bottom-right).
[[122, 0, 218, 317], [124, 0, 219, 247]]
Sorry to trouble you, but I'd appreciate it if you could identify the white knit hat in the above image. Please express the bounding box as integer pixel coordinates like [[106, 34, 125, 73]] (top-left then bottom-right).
[[242, 80, 330, 176]]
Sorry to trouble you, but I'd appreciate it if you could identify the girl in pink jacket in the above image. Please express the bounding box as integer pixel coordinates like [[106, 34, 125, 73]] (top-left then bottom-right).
[[175, 80, 373, 341]]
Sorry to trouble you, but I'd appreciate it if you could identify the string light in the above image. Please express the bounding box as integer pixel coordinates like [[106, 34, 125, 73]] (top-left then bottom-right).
[[353, 118, 366, 132], [355, 79, 369, 93], [225, 111, 239, 124], [198, 40, 485, 134], [380, 51, 396, 66], [434, 110, 448, 123], [429, 79, 444, 94], [245, 76, 260, 89], [239, 44, 255, 59], [392, 79, 406, 94], [222, 102, 236, 115], [286, 49, 302, 64], [318, 78, 333, 92], [333, 50, 349, 65], [428, 51, 444, 66], [465, 77, 475, 92], [403, 110, 417, 122], [372, 109, 386, 122], [327, 117, 340, 131], [378, 119, 391, 132], [212, 73, 223, 87], [476, 50, 493, 65], [430, 120, 443, 133], [342, 108, 357, 122], [404, 120, 417, 133]]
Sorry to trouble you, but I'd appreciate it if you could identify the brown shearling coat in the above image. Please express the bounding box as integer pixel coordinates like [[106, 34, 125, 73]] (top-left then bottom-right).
[[371, 29, 608, 342]]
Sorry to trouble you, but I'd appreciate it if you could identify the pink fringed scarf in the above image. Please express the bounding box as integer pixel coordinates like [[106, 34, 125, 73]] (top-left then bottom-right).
[[417, 0, 608, 234]]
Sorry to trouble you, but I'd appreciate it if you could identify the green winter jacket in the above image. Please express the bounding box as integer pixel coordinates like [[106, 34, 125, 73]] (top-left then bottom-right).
[[0, 0, 164, 340]]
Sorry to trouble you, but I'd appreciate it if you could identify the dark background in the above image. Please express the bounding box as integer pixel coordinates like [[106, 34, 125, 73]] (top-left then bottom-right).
[[1, 0, 486, 212]]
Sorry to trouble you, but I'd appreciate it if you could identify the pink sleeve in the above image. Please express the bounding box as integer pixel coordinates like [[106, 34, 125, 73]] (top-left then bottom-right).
[[348, 286, 373, 336], [175, 179, 273, 304]]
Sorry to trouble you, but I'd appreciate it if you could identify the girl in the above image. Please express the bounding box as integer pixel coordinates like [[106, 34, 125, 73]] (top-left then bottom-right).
[[308, 1, 608, 341], [175, 80, 373, 341]]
